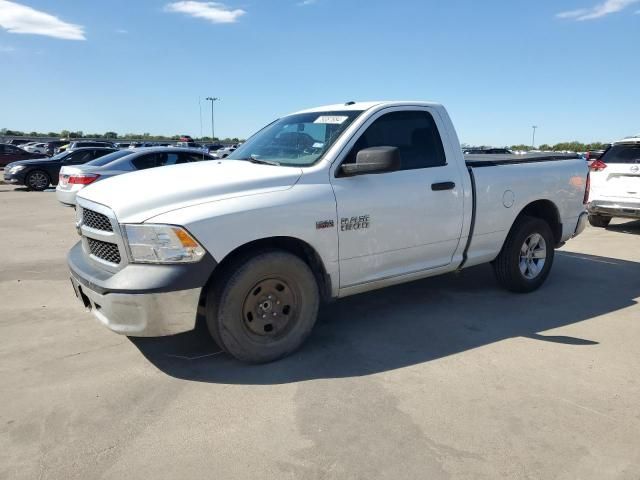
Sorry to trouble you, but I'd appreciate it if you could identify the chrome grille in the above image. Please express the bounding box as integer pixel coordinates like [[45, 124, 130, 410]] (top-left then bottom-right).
[[87, 238, 121, 264], [82, 208, 113, 232]]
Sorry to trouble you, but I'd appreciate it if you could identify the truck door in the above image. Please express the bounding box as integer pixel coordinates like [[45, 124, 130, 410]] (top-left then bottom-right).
[[330, 107, 465, 288]]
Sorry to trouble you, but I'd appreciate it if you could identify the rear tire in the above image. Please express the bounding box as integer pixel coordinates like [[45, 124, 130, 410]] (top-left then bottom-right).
[[492, 216, 555, 293], [588, 214, 611, 228], [25, 170, 50, 191], [205, 250, 320, 363]]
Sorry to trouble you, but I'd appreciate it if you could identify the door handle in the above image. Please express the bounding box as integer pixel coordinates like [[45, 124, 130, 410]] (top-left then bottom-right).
[[431, 181, 456, 191]]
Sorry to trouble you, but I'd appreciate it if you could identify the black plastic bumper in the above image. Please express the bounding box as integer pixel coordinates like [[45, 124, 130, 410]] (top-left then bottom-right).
[[67, 241, 217, 295]]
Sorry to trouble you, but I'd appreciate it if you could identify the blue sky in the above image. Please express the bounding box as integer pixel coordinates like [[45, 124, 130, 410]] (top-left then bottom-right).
[[1, 0, 639, 145]]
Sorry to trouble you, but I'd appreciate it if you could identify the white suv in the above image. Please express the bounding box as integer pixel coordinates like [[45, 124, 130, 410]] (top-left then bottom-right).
[[588, 136, 640, 227]]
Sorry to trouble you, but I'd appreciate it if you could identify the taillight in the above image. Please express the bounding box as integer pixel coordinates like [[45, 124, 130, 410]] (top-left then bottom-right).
[[68, 174, 100, 185], [583, 172, 590, 205], [589, 159, 607, 171]]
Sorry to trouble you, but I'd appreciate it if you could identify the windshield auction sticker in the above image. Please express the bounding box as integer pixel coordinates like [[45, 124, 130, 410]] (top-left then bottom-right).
[[314, 115, 348, 124]]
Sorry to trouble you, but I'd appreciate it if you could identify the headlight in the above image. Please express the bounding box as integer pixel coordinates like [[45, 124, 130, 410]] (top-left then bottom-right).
[[123, 224, 206, 264], [9, 165, 25, 174]]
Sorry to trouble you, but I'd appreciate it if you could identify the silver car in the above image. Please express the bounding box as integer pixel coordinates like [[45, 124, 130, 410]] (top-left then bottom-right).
[[56, 147, 215, 206]]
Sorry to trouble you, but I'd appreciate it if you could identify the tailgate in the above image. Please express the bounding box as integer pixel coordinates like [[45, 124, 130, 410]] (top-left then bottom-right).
[[598, 165, 640, 200], [596, 144, 640, 201]]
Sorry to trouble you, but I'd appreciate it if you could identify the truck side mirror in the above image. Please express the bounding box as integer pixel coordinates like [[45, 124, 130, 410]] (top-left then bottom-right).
[[340, 146, 401, 176]]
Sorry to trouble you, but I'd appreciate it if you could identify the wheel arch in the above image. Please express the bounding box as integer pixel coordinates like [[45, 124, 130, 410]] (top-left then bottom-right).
[[199, 236, 333, 308], [513, 199, 562, 246]]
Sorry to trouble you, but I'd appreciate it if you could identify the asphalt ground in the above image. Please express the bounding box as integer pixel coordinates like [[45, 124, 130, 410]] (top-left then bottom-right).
[[1, 183, 639, 479]]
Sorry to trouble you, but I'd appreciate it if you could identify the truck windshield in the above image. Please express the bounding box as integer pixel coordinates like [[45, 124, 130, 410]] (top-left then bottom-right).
[[228, 110, 364, 166]]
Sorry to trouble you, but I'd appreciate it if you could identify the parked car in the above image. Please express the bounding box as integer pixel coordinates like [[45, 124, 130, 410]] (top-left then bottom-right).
[[115, 142, 131, 149], [175, 141, 201, 149], [128, 142, 158, 149], [203, 143, 225, 153], [0, 143, 47, 167], [22, 142, 49, 155], [4, 147, 117, 191], [587, 137, 640, 227], [45, 140, 67, 156], [585, 146, 610, 165], [56, 147, 215, 206], [7, 139, 33, 146], [463, 148, 513, 155], [56, 141, 115, 154], [67, 100, 589, 363], [214, 145, 237, 158]]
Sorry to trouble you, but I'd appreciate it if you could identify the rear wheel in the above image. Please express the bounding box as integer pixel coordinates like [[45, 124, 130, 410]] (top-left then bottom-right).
[[588, 214, 611, 228], [493, 216, 555, 293], [206, 250, 320, 363], [25, 170, 50, 191]]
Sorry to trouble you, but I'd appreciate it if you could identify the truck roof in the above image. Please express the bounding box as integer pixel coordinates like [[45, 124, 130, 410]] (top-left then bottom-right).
[[293, 101, 444, 114]]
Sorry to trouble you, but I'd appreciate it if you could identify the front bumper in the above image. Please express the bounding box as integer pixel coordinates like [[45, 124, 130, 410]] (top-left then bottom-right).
[[588, 201, 640, 219], [3, 171, 24, 184], [68, 241, 216, 336]]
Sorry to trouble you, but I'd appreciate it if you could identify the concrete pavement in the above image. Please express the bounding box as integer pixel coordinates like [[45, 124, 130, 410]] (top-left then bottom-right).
[[1, 184, 639, 479]]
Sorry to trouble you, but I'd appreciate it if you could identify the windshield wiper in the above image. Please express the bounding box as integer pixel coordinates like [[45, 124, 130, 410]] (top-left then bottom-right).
[[239, 157, 281, 166]]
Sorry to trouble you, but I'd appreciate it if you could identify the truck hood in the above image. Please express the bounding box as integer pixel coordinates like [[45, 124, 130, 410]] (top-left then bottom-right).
[[77, 159, 303, 223]]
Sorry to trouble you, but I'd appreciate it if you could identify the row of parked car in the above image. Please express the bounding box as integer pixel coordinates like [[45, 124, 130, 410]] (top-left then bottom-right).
[[1, 137, 240, 166], [2, 145, 216, 197]]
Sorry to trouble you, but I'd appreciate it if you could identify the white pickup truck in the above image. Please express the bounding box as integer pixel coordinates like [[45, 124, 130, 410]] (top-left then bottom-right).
[[68, 101, 589, 363]]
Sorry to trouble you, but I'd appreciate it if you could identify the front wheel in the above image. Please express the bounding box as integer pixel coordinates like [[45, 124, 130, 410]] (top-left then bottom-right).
[[588, 214, 611, 228], [25, 170, 50, 191], [492, 216, 555, 293], [206, 250, 320, 363]]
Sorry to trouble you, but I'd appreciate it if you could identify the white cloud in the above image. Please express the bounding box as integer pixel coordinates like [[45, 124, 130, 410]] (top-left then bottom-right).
[[165, 1, 245, 24], [0, 45, 16, 52], [297, 0, 318, 5], [556, 0, 640, 20], [0, 0, 85, 40], [115, 28, 128, 34]]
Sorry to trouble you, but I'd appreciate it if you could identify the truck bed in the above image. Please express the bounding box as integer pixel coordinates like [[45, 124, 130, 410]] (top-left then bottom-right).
[[465, 152, 581, 167]]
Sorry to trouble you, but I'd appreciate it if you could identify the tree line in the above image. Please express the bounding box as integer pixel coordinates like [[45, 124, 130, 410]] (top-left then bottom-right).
[[0, 128, 244, 144], [507, 142, 609, 152]]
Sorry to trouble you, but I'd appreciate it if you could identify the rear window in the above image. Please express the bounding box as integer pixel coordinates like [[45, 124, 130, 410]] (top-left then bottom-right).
[[601, 144, 640, 164], [86, 149, 133, 167]]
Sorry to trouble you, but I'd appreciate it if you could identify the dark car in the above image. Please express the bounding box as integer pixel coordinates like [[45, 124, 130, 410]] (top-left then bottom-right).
[[3, 147, 117, 191], [0, 143, 47, 167], [7, 139, 33, 146]]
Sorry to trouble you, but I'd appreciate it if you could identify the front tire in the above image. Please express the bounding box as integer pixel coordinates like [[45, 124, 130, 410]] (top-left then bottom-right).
[[493, 216, 555, 293], [206, 250, 320, 363], [25, 170, 50, 191], [588, 214, 611, 228]]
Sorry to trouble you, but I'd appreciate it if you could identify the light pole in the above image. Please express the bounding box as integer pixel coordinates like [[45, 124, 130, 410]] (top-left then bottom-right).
[[205, 97, 220, 141], [531, 125, 538, 149]]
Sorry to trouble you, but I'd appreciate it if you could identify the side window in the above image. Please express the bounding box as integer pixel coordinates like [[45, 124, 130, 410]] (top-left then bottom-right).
[[179, 152, 207, 162], [0, 145, 5, 153], [343, 110, 446, 170], [69, 151, 93, 164], [132, 153, 160, 170], [163, 152, 180, 165]]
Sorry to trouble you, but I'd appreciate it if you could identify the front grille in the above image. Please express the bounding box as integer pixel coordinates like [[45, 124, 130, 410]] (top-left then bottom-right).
[[82, 208, 113, 232], [87, 238, 121, 264]]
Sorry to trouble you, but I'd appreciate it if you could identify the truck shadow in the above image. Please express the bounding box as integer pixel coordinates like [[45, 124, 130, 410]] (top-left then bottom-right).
[[130, 251, 639, 385], [606, 219, 640, 236]]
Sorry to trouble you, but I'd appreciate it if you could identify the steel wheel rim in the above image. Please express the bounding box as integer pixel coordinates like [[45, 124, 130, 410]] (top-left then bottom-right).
[[519, 233, 546, 279], [28, 172, 48, 189], [242, 278, 298, 339]]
